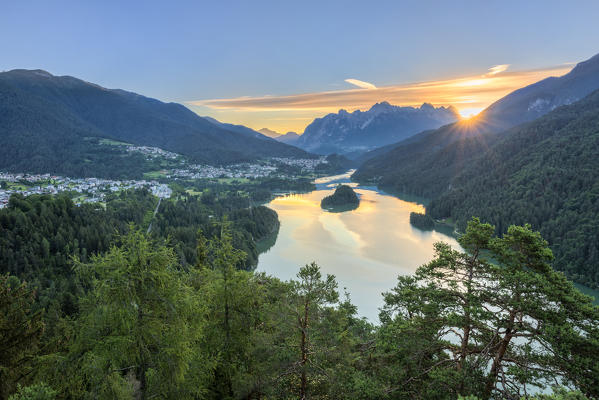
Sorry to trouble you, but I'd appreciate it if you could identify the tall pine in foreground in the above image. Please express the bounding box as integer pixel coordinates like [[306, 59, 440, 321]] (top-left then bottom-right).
[[0, 276, 45, 400], [65, 230, 208, 399], [377, 218, 599, 399], [193, 222, 266, 399]]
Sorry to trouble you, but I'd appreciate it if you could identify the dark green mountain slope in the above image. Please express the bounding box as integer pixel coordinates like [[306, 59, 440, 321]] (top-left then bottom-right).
[[0, 69, 309, 177], [352, 121, 498, 197], [429, 90, 599, 287], [353, 53, 599, 197]]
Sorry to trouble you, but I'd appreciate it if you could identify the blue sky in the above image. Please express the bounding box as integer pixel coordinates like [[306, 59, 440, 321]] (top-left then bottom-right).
[[2, 0, 599, 132]]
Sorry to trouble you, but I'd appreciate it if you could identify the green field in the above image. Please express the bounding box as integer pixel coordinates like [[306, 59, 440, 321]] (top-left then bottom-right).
[[99, 138, 131, 146], [143, 170, 167, 179], [72, 195, 88, 204], [217, 178, 251, 184], [185, 189, 203, 196], [5, 182, 29, 190]]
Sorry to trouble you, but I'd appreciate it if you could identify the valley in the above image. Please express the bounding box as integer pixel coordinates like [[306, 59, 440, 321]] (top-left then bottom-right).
[[2, 6, 599, 397]]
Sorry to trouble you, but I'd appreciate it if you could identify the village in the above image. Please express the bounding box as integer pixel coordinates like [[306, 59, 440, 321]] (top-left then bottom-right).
[[0, 172, 172, 209], [0, 156, 327, 208], [167, 156, 327, 180]]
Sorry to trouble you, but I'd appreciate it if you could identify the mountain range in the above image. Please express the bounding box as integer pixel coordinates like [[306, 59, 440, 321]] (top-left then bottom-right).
[[294, 102, 460, 155], [0, 69, 310, 178], [353, 52, 599, 198]]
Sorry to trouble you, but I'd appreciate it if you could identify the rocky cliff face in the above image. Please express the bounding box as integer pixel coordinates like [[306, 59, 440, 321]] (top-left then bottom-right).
[[295, 102, 460, 155]]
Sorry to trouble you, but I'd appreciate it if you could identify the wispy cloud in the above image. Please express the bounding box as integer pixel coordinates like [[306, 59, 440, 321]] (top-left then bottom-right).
[[486, 64, 510, 75], [345, 78, 377, 89], [187, 63, 573, 132]]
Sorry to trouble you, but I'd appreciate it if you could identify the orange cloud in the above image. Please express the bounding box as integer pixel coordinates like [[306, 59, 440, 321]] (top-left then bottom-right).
[[187, 63, 573, 133]]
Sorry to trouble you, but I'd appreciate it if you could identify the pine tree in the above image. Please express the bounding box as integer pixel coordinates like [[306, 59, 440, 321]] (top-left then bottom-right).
[[0, 275, 45, 400], [69, 230, 207, 399]]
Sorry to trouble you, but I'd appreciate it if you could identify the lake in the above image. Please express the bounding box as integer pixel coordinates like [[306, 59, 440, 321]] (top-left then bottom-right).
[[257, 170, 599, 322], [256, 171, 461, 322]]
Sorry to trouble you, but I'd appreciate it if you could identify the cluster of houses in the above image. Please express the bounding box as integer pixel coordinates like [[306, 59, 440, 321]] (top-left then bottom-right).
[[0, 191, 10, 209], [169, 157, 328, 180], [123, 142, 327, 174], [169, 163, 277, 180], [0, 156, 327, 209], [0, 172, 172, 209], [270, 156, 328, 169], [125, 145, 181, 160]]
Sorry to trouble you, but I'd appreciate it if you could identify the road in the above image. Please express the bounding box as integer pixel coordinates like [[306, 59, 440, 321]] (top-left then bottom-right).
[[146, 197, 162, 234]]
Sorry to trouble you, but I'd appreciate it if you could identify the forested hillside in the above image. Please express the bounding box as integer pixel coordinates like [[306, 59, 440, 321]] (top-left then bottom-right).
[[0, 189, 279, 316], [0, 69, 310, 178], [353, 121, 501, 197], [427, 89, 599, 288], [1, 213, 597, 399]]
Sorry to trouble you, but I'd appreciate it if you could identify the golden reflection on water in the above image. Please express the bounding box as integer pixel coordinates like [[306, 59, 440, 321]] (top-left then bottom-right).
[[257, 181, 461, 322]]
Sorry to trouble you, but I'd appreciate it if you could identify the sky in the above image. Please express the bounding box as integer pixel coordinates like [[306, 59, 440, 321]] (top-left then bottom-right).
[[1, 1, 599, 133]]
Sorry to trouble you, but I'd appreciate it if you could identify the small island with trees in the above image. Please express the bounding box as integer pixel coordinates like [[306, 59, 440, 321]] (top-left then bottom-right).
[[320, 184, 360, 212], [410, 212, 435, 230]]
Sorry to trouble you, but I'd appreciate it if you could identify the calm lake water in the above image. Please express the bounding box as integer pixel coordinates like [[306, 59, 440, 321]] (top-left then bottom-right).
[[257, 170, 599, 322], [256, 171, 461, 322]]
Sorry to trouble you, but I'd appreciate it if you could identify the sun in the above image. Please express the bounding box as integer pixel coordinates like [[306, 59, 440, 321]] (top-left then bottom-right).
[[458, 107, 483, 119]]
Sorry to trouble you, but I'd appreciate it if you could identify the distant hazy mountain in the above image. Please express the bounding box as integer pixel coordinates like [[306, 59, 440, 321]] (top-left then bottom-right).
[[0, 69, 310, 177], [275, 131, 300, 144], [354, 52, 599, 197], [258, 127, 282, 138], [295, 102, 460, 155], [257, 128, 301, 145], [482, 52, 599, 128], [203, 116, 271, 140]]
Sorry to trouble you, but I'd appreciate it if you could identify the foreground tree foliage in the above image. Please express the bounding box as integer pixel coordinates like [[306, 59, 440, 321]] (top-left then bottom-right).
[[193, 222, 265, 399], [194, 226, 372, 399], [66, 230, 207, 399], [7, 383, 57, 400], [0, 276, 45, 399], [376, 218, 599, 399], [0, 214, 597, 399]]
